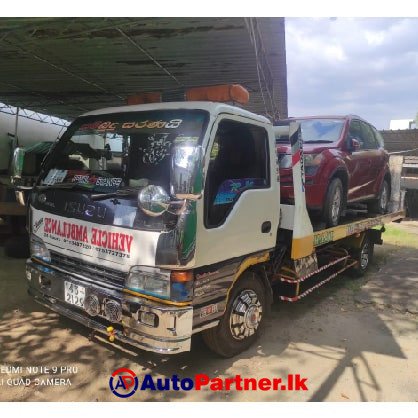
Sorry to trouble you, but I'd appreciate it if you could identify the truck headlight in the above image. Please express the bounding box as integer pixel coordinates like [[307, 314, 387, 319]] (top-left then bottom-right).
[[126, 266, 171, 299], [125, 267, 194, 302], [30, 234, 51, 263]]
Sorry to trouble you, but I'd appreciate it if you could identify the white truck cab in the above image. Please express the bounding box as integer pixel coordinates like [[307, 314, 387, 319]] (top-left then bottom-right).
[[24, 86, 404, 357]]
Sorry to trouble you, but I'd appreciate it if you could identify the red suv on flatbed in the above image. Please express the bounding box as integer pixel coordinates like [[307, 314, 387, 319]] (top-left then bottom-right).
[[275, 115, 391, 227]]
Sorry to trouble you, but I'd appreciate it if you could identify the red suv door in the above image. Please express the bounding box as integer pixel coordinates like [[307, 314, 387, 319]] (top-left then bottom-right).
[[345, 119, 371, 201], [359, 121, 385, 197]]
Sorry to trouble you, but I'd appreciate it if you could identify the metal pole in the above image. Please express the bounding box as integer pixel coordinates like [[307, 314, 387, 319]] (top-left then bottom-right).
[[14, 106, 20, 147]]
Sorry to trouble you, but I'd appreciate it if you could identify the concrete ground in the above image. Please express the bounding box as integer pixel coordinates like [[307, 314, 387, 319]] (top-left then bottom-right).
[[0, 222, 417, 402]]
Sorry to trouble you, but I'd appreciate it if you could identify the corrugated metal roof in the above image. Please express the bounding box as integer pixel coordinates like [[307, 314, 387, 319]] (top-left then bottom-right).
[[0, 17, 287, 121]]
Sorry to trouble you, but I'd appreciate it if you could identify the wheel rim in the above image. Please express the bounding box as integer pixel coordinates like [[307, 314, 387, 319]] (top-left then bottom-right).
[[229, 289, 263, 340], [360, 242, 369, 269], [331, 187, 342, 224], [380, 183, 388, 211]]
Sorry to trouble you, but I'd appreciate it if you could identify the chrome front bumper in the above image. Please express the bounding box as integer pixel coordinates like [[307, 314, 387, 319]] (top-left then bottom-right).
[[26, 259, 193, 354]]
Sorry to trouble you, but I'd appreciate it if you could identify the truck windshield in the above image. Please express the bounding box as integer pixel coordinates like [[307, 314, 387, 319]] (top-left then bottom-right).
[[40, 109, 209, 192], [275, 118, 344, 143]]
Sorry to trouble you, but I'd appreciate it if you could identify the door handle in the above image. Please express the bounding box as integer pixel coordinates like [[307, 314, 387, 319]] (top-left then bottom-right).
[[261, 221, 271, 233]]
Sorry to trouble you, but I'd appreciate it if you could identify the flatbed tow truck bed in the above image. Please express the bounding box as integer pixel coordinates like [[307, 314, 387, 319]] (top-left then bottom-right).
[[274, 209, 405, 302], [312, 210, 404, 247], [272, 123, 406, 302]]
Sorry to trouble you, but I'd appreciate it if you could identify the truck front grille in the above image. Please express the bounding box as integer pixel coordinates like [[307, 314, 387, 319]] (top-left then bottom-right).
[[50, 251, 126, 289]]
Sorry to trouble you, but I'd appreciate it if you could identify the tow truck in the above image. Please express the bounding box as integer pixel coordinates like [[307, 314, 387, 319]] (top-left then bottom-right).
[[23, 85, 404, 357]]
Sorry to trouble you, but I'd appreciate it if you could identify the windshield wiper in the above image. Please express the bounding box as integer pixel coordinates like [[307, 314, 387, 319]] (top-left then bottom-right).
[[304, 140, 334, 143], [90, 188, 139, 201], [35, 183, 139, 200], [35, 183, 95, 192]]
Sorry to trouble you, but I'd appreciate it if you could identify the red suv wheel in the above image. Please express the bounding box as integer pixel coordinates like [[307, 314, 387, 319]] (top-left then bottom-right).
[[322, 178, 344, 227]]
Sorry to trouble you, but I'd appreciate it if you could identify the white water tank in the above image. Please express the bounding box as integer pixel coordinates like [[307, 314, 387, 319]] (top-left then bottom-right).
[[0, 110, 66, 172]]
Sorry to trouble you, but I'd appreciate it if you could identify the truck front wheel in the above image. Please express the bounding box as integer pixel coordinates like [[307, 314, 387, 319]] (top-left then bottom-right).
[[202, 272, 266, 358]]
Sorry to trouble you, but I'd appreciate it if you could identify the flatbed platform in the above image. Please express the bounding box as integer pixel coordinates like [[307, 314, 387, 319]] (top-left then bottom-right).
[[312, 210, 405, 247], [277, 209, 406, 302]]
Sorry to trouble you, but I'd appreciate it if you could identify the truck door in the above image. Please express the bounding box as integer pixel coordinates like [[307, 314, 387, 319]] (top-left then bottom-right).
[[196, 116, 279, 266]]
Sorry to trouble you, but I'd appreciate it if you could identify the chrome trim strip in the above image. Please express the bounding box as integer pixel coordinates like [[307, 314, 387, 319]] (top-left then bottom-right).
[[192, 320, 219, 334]]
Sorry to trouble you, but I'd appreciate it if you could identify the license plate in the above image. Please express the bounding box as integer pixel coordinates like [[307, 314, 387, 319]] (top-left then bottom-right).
[[64, 281, 85, 308]]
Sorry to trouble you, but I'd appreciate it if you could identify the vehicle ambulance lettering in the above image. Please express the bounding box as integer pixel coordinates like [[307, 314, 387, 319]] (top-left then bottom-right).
[[43, 217, 133, 253]]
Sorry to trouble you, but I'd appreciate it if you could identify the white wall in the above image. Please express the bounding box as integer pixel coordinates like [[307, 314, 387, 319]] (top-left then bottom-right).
[[389, 119, 414, 130]]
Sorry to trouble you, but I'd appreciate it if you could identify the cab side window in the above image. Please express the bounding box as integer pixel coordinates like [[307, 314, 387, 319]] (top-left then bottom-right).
[[205, 120, 270, 228]]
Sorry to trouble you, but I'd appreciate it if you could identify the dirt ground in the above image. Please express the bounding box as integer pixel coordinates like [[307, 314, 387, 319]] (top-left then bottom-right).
[[0, 222, 417, 402]]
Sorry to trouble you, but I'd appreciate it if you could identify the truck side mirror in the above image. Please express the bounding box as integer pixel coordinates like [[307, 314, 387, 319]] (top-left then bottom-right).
[[350, 138, 361, 152], [10, 147, 33, 191], [170, 145, 204, 200], [10, 147, 25, 184]]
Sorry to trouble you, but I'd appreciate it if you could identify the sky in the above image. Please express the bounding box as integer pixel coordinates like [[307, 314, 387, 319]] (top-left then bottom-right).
[[285, 18, 418, 129]]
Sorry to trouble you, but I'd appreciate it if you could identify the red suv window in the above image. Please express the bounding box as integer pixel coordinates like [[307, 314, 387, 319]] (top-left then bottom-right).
[[348, 120, 379, 150], [348, 120, 364, 148], [360, 122, 379, 150]]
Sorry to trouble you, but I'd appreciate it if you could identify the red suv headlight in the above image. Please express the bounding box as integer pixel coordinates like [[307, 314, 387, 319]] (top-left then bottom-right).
[[304, 153, 324, 175], [278, 154, 292, 169]]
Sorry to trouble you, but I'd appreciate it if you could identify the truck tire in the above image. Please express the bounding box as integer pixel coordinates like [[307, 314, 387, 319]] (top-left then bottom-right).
[[367, 178, 390, 215], [322, 178, 344, 227], [202, 271, 267, 358], [349, 234, 374, 277]]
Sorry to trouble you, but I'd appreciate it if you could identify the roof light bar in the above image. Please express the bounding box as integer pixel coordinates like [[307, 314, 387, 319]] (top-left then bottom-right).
[[185, 84, 249, 105], [126, 92, 162, 105], [126, 84, 250, 106]]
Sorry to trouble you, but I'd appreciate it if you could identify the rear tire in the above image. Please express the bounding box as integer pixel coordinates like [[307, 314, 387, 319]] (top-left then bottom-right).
[[368, 178, 390, 214], [349, 234, 374, 277], [322, 178, 344, 227], [202, 272, 266, 358]]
